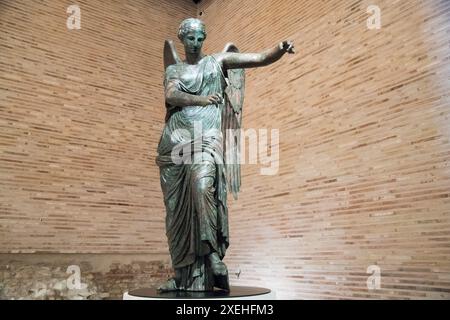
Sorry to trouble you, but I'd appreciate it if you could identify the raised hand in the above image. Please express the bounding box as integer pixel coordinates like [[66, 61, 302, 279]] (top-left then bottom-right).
[[280, 40, 295, 54]]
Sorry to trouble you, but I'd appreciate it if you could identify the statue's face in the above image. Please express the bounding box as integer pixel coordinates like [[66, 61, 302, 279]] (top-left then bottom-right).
[[182, 29, 205, 54]]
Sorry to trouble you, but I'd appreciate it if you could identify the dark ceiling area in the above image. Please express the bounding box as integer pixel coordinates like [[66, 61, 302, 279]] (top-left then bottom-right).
[[193, 0, 202, 4]]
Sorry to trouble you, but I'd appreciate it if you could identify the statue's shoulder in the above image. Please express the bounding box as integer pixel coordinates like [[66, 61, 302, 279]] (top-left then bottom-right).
[[165, 63, 179, 71], [209, 54, 226, 71], [211, 53, 225, 63], [165, 63, 183, 75]]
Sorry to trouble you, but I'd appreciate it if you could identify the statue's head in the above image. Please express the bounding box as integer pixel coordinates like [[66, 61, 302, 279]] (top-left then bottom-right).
[[178, 18, 207, 54]]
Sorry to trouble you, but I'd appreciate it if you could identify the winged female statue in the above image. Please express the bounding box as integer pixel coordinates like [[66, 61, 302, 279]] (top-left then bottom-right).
[[156, 18, 295, 292]]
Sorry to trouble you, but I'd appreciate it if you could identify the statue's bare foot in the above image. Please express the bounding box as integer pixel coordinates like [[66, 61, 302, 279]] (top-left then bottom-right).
[[208, 252, 230, 291], [209, 252, 228, 276], [157, 278, 178, 292]]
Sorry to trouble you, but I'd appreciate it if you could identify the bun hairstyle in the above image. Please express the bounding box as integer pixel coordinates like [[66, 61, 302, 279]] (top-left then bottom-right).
[[177, 18, 207, 41]]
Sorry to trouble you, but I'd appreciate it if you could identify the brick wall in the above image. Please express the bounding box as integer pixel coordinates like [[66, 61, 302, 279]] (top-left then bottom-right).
[[198, 0, 450, 299], [0, 0, 195, 253], [0, 0, 194, 301]]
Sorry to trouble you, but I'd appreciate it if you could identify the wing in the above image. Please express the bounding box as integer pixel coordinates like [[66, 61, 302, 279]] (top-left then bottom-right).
[[221, 43, 245, 200], [163, 40, 182, 123], [222, 43, 245, 114], [164, 40, 182, 70]]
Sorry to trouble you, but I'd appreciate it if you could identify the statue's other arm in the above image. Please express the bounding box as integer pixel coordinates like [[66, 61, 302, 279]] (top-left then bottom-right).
[[165, 81, 223, 107], [217, 40, 295, 70]]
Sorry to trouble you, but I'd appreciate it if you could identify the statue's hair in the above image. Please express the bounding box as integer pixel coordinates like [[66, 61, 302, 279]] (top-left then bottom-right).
[[177, 18, 207, 41]]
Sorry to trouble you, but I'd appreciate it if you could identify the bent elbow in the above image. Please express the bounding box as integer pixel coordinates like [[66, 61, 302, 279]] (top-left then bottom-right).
[[165, 95, 173, 106], [165, 89, 176, 106]]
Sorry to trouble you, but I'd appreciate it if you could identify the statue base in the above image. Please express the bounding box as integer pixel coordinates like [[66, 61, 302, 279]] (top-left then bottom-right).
[[123, 286, 275, 300]]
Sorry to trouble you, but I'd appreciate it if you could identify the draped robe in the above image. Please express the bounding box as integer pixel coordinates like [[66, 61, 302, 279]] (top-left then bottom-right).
[[156, 55, 229, 290]]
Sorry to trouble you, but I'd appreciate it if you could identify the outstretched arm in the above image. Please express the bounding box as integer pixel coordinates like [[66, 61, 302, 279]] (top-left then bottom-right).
[[217, 40, 295, 70]]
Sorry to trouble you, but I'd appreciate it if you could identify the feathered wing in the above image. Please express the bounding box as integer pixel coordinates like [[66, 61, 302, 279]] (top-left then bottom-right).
[[163, 40, 182, 122], [221, 43, 245, 200], [164, 40, 181, 69]]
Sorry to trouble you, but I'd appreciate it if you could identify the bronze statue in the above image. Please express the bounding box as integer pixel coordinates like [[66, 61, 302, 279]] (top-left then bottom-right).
[[156, 18, 294, 292]]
